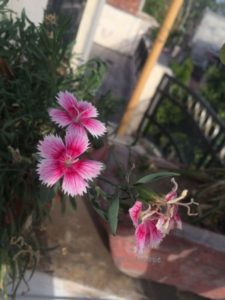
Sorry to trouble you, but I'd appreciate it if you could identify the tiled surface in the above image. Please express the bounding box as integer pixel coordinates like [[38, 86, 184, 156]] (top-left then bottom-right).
[[39, 199, 147, 300], [14, 271, 125, 299]]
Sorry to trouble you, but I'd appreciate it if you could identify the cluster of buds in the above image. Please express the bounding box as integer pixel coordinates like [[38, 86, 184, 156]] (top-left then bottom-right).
[[129, 178, 199, 253]]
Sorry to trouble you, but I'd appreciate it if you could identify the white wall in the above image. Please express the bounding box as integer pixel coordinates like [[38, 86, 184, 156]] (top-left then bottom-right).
[[126, 62, 172, 135], [7, 0, 48, 25], [191, 9, 225, 67], [71, 0, 105, 67], [93, 4, 157, 55]]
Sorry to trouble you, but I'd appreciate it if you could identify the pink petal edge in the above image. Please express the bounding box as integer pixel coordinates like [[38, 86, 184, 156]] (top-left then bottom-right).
[[82, 118, 106, 137], [62, 172, 88, 196], [37, 159, 63, 187], [38, 135, 65, 159], [48, 108, 71, 127], [129, 201, 142, 227], [65, 130, 89, 158], [73, 159, 104, 180], [78, 101, 98, 118], [135, 222, 148, 253], [56, 91, 78, 112]]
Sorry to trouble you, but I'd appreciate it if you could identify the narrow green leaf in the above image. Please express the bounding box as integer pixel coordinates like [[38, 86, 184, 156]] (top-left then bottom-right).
[[89, 188, 107, 220], [39, 185, 55, 203], [53, 182, 60, 193], [92, 204, 107, 220], [220, 43, 225, 65], [107, 196, 119, 235], [60, 193, 68, 214], [135, 172, 179, 185], [136, 186, 158, 202], [69, 197, 77, 210]]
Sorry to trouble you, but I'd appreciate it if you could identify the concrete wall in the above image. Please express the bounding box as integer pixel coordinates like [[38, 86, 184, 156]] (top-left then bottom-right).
[[93, 4, 157, 55], [7, 0, 48, 25], [72, 0, 105, 66], [47, 0, 86, 46], [191, 9, 225, 68]]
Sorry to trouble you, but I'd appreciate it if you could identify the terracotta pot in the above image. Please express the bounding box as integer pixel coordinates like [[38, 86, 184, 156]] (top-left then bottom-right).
[[109, 217, 152, 277], [109, 220, 225, 300], [89, 143, 225, 299], [88, 200, 225, 299]]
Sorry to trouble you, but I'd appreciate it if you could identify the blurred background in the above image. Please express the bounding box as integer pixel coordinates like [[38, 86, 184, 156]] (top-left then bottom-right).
[[2, 0, 225, 299]]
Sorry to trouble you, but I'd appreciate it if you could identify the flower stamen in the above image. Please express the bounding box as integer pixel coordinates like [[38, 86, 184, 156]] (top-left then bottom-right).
[[167, 189, 188, 204], [177, 198, 199, 216]]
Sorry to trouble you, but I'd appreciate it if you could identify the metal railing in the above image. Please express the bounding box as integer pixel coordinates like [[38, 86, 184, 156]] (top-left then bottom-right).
[[134, 74, 225, 168]]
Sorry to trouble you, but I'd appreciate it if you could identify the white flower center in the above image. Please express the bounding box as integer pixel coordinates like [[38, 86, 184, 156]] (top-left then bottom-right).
[[64, 156, 78, 168]]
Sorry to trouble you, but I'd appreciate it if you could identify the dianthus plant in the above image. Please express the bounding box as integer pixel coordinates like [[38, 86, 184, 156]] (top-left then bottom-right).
[[37, 91, 199, 253]]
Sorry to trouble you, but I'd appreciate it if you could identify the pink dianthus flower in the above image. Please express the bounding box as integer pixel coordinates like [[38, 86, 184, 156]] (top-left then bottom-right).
[[49, 91, 106, 137], [129, 178, 198, 253], [37, 131, 103, 196], [129, 201, 163, 252]]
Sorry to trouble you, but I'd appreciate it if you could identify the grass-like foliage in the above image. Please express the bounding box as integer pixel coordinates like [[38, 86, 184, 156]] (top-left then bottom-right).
[[0, 0, 108, 297]]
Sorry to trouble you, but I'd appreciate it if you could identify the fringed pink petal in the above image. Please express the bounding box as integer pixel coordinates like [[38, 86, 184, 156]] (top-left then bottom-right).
[[38, 135, 65, 159], [169, 206, 182, 230], [156, 216, 167, 233], [157, 205, 175, 234], [81, 118, 106, 137], [62, 172, 88, 196], [48, 108, 71, 127], [135, 221, 164, 253], [156, 206, 182, 234], [56, 91, 78, 112], [174, 213, 182, 229], [65, 130, 89, 158], [37, 159, 63, 187], [135, 222, 148, 254], [67, 123, 87, 137], [147, 220, 164, 249], [73, 159, 104, 180], [78, 101, 98, 118], [129, 201, 142, 227], [165, 178, 178, 201]]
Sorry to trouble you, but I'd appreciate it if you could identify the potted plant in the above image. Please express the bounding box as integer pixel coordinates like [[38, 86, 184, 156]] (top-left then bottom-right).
[[88, 142, 225, 300], [35, 82, 203, 297], [2, 2, 224, 300], [0, 2, 111, 298]]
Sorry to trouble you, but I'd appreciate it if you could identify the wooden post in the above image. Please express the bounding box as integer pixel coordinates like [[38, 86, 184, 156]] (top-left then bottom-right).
[[117, 0, 184, 136]]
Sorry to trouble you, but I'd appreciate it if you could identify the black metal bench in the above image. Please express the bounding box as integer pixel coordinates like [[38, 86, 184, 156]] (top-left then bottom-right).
[[134, 74, 225, 168]]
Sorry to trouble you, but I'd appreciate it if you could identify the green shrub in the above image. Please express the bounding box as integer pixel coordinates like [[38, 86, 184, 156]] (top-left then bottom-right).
[[0, 2, 108, 297], [170, 58, 193, 85], [202, 64, 225, 121]]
